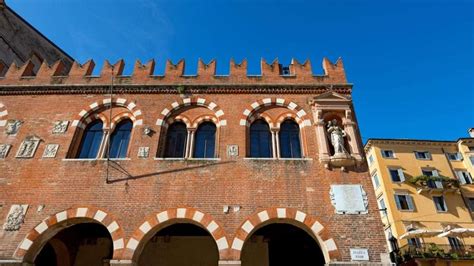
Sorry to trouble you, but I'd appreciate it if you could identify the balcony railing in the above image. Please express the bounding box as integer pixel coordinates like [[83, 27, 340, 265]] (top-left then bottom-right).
[[391, 243, 474, 263], [406, 175, 459, 194]]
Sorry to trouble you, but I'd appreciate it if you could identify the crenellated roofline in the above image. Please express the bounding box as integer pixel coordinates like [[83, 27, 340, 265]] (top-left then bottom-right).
[[0, 57, 349, 87]]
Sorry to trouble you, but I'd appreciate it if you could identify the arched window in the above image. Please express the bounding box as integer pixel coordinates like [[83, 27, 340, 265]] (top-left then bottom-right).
[[77, 120, 104, 159], [164, 122, 187, 158], [193, 122, 216, 158], [250, 119, 272, 158], [108, 119, 133, 158], [279, 120, 302, 158]]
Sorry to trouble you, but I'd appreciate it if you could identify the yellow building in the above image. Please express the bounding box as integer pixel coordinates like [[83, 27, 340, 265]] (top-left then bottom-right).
[[364, 129, 474, 265]]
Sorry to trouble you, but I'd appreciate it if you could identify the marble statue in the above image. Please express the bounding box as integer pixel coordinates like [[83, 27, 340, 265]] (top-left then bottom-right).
[[327, 119, 348, 156]]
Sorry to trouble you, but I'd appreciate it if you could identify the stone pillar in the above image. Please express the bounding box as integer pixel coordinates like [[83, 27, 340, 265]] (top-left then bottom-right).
[[271, 130, 277, 158], [314, 110, 330, 162], [218, 260, 241, 266], [342, 110, 362, 161], [274, 130, 280, 158]]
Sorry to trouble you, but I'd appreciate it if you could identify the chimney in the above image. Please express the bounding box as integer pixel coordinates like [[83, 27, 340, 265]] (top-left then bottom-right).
[[469, 128, 474, 138]]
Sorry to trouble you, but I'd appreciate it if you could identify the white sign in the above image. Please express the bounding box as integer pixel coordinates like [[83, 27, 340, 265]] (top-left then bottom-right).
[[350, 248, 369, 261], [330, 184, 368, 214]]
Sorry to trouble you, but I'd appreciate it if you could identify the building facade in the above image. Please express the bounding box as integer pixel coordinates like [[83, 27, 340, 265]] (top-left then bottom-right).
[[0, 55, 391, 266], [365, 135, 474, 266]]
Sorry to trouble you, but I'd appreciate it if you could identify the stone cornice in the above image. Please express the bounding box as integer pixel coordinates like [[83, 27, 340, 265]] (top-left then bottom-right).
[[0, 84, 352, 95], [364, 139, 458, 153]]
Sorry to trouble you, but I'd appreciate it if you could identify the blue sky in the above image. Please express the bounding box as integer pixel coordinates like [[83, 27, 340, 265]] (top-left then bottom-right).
[[9, 0, 474, 142]]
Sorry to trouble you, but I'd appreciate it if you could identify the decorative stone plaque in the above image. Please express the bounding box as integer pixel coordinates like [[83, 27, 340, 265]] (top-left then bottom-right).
[[330, 184, 368, 214], [16, 136, 41, 158], [0, 144, 11, 159], [227, 144, 239, 157], [3, 204, 28, 231], [350, 248, 369, 261], [52, 120, 69, 134], [42, 144, 59, 158], [138, 147, 150, 158], [5, 119, 22, 135]]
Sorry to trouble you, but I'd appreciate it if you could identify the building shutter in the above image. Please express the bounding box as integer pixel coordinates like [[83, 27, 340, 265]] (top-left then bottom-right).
[[394, 195, 402, 210], [456, 171, 466, 185], [398, 169, 405, 182], [407, 196, 415, 210]]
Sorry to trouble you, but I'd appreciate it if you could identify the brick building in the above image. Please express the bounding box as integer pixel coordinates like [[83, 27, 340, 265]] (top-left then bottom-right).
[[0, 3, 390, 266], [0, 0, 73, 76]]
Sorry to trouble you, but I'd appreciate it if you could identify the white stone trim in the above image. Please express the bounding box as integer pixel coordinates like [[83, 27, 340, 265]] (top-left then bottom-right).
[[157, 211, 169, 223], [89, 102, 99, 110], [276, 208, 286, 218], [79, 110, 87, 117], [34, 222, 48, 234], [262, 98, 272, 105], [126, 238, 139, 250], [231, 238, 244, 251], [193, 211, 204, 222], [242, 220, 254, 234], [113, 238, 125, 250], [243, 109, 251, 116], [0, 120, 6, 127], [139, 221, 152, 234], [239, 119, 247, 126], [219, 120, 227, 126], [276, 98, 285, 105], [257, 211, 269, 222], [311, 221, 324, 235], [133, 110, 142, 117], [251, 102, 259, 109], [107, 221, 119, 233], [171, 101, 179, 108], [177, 208, 187, 218], [215, 110, 224, 117], [208, 102, 217, 110], [76, 207, 88, 217], [156, 119, 164, 126], [161, 108, 170, 116], [116, 98, 127, 104], [183, 98, 191, 105], [94, 210, 107, 222], [19, 239, 33, 250], [324, 238, 337, 251], [197, 98, 206, 104], [0, 110, 7, 117], [216, 237, 229, 250], [56, 211, 67, 222], [296, 109, 306, 117], [207, 221, 219, 233], [295, 211, 307, 223], [288, 102, 297, 110], [127, 102, 136, 110]]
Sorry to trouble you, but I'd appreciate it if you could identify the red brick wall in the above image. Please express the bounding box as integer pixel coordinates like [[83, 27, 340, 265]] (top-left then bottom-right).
[[0, 58, 387, 264]]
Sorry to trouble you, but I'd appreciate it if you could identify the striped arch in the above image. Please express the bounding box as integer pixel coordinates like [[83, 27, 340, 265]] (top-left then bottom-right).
[[248, 112, 274, 128], [191, 115, 218, 128], [155, 97, 227, 127], [0, 102, 7, 127], [240, 98, 311, 128], [72, 98, 143, 129], [124, 207, 229, 261], [166, 115, 192, 128], [275, 112, 303, 128], [14, 206, 126, 261], [230, 207, 337, 262]]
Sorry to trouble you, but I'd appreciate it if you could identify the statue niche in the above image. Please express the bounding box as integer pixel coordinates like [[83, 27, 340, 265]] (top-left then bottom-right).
[[325, 118, 354, 169]]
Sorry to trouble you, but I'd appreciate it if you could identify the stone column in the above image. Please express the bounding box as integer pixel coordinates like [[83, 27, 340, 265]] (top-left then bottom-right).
[[275, 130, 280, 158], [271, 130, 277, 158], [314, 110, 330, 162], [342, 110, 362, 161]]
